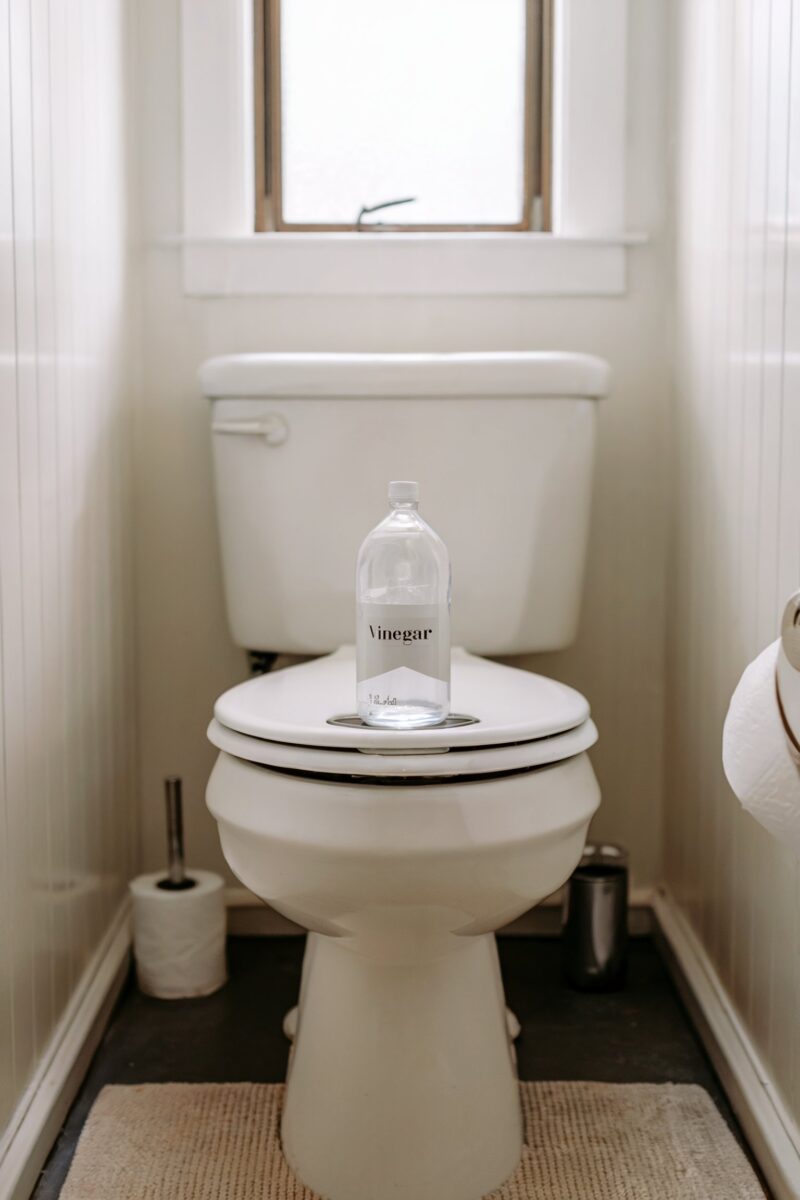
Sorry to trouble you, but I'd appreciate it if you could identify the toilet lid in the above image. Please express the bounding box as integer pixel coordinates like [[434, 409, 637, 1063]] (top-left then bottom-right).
[[207, 713, 597, 778], [212, 647, 594, 766]]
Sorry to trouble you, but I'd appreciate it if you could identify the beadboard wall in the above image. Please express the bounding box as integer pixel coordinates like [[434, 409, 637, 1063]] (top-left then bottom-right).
[[0, 0, 137, 1145], [666, 0, 800, 1129]]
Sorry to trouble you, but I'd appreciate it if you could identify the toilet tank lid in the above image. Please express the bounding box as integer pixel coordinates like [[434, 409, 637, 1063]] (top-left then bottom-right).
[[198, 352, 610, 399]]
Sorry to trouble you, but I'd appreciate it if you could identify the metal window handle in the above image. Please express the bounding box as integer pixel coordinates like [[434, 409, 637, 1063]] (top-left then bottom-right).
[[356, 196, 417, 230], [212, 414, 288, 445]]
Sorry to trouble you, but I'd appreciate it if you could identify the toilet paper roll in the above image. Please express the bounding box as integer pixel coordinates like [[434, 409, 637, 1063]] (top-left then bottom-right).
[[723, 639, 800, 852], [129, 870, 227, 1000]]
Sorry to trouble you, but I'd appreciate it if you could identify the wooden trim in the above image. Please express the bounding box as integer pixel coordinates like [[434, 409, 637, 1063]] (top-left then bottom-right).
[[653, 888, 800, 1200], [259, 0, 547, 233], [0, 899, 131, 1200], [271, 221, 533, 234], [539, 0, 553, 231], [253, 0, 267, 232], [523, 0, 540, 226], [265, 0, 283, 233]]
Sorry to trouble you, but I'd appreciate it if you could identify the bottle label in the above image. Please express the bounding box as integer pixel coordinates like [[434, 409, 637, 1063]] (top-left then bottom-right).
[[357, 603, 449, 688]]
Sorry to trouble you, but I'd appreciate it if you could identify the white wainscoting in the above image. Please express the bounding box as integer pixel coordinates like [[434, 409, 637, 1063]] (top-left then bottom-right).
[[667, 0, 800, 1144], [0, 0, 138, 1175]]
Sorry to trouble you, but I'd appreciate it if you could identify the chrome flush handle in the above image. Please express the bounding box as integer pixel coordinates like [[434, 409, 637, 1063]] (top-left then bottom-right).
[[211, 414, 289, 445]]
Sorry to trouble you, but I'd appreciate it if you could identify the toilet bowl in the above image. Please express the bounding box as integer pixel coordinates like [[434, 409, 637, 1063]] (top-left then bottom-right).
[[206, 647, 601, 1200], [199, 349, 610, 1199]]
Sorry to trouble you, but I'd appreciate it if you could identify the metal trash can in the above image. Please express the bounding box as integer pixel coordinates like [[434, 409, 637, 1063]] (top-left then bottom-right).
[[562, 843, 628, 991]]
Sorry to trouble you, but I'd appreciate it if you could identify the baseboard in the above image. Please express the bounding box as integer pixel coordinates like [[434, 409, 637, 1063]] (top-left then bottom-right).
[[0, 898, 131, 1200], [224, 886, 655, 937], [652, 887, 800, 1200]]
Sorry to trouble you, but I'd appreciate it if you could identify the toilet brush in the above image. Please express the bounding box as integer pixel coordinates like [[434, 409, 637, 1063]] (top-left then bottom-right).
[[159, 777, 194, 891]]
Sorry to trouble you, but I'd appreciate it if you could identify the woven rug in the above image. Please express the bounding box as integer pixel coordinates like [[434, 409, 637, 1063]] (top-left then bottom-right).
[[59, 1081, 765, 1199]]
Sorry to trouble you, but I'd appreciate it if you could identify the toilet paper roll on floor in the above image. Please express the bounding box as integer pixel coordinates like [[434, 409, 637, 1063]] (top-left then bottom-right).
[[723, 639, 800, 852], [129, 870, 227, 999]]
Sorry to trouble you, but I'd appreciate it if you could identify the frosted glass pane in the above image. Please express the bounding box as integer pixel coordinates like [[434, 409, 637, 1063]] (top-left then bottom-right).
[[279, 0, 528, 226]]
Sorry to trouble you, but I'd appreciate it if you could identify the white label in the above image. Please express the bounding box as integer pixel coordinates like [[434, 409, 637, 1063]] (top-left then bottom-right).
[[357, 602, 449, 694]]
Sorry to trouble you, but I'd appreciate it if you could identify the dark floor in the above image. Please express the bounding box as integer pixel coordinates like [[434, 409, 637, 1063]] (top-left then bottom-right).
[[33, 935, 767, 1198]]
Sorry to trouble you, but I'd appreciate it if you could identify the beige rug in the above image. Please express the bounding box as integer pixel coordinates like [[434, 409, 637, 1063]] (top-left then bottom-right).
[[59, 1081, 765, 1199]]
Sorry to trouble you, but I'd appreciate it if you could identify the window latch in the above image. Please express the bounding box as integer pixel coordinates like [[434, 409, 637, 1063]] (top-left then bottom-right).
[[355, 197, 417, 231]]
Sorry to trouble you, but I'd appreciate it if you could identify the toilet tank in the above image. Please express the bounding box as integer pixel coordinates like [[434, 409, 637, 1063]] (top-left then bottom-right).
[[200, 352, 609, 656]]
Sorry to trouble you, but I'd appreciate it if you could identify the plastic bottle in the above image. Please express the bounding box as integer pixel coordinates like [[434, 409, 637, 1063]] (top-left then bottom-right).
[[356, 481, 450, 728]]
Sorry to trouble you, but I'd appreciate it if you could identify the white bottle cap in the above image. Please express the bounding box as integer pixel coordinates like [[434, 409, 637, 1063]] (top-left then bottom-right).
[[388, 480, 420, 503]]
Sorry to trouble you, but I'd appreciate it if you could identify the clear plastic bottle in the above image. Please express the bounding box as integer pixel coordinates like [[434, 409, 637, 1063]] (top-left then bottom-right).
[[356, 481, 450, 728]]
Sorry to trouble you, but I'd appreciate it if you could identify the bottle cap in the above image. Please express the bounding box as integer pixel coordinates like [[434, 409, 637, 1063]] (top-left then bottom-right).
[[388, 480, 420, 504]]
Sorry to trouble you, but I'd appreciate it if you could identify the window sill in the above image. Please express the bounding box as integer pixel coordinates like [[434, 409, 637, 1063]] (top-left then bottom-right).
[[176, 232, 646, 298]]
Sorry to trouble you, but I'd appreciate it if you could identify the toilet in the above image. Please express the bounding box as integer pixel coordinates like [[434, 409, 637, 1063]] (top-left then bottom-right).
[[200, 351, 609, 1200]]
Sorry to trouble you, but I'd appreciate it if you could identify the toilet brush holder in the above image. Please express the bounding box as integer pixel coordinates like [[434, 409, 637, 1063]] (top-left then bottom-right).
[[129, 777, 227, 999], [562, 842, 628, 991]]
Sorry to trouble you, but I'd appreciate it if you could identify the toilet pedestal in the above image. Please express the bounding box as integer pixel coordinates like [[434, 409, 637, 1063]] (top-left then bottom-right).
[[281, 931, 523, 1200]]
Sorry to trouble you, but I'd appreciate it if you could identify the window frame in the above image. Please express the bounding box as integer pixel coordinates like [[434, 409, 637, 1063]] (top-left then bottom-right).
[[179, 0, 636, 297], [254, 0, 551, 234]]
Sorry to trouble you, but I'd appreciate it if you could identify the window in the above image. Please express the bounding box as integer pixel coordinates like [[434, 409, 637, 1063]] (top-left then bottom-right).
[[181, 0, 630, 295], [255, 0, 551, 232]]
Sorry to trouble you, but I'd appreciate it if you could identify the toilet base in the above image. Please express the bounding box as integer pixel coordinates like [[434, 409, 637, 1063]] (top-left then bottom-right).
[[282, 1001, 522, 1044], [281, 932, 523, 1200]]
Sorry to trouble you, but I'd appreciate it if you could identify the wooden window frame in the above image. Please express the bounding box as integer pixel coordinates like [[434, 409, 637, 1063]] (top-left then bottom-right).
[[254, 0, 552, 233]]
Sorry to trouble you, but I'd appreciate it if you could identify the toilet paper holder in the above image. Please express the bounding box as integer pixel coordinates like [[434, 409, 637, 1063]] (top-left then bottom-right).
[[777, 590, 800, 751]]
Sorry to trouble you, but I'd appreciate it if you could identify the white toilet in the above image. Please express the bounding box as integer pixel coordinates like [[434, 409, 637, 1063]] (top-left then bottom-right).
[[200, 351, 609, 1200]]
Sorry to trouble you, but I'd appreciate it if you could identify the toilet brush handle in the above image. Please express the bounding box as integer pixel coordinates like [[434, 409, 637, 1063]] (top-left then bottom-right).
[[165, 777, 186, 886]]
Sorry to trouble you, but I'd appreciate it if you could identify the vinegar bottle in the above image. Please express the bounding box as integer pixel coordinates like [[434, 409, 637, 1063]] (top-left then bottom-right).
[[356, 481, 450, 728]]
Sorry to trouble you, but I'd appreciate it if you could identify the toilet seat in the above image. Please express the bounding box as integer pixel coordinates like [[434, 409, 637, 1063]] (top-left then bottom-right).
[[209, 647, 597, 779], [208, 716, 597, 778]]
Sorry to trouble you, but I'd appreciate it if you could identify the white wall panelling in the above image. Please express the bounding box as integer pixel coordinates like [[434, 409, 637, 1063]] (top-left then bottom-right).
[[667, 0, 800, 1141], [0, 0, 138, 1155]]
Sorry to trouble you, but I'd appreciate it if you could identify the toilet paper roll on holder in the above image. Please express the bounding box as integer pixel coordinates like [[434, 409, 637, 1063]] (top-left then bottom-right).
[[777, 590, 800, 752]]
